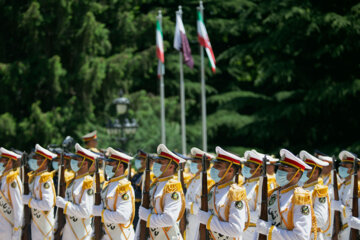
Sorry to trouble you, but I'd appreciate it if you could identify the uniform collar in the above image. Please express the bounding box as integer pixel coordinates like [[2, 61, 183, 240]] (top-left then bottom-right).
[[303, 180, 318, 189], [35, 169, 48, 176], [157, 175, 173, 182], [280, 184, 298, 194], [245, 177, 260, 183], [75, 172, 90, 179], [109, 175, 126, 183], [217, 180, 233, 189]]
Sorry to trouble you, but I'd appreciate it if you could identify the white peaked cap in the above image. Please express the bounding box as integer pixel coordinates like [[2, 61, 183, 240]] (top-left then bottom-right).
[[280, 148, 311, 171], [75, 143, 98, 161], [216, 146, 244, 165], [106, 147, 133, 163], [35, 144, 57, 160], [0, 147, 21, 160], [157, 144, 185, 164], [190, 147, 214, 160], [299, 150, 329, 168]]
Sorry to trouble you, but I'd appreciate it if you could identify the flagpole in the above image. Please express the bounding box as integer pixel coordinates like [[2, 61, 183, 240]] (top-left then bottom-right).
[[177, 6, 187, 155], [158, 10, 166, 144], [198, 1, 207, 152]]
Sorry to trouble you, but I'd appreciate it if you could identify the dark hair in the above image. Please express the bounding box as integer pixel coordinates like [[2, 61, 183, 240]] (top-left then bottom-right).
[[170, 161, 178, 173], [121, 162, 128, 171], [230, 164, 240, 177]]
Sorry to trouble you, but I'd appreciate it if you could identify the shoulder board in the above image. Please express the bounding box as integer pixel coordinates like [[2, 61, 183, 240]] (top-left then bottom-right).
[[65, 170, 75, 184], [164, 179, 182, 194], [293, 187, 311, 205], [228, 184, 246, 201], [82, 175, 93, 190], [6, 171, 19, 184], [314, 184, 328, 198], [116, 179, 132, 194], [268, 187, 280, 197], [40, 171, 54, 183]]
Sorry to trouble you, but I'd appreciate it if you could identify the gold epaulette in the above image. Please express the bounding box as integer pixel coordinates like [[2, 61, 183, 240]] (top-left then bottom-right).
[[65, 170, 75, 185], [150, 172, 155, 182], [82, 175, 93, 190], [228, 184, 246, 201], [99, 170, 105, 184], [314, 184, 328, 198], [116, 179, 132, 194], [318, 177, 324, 185], [6, 171, 19, 184], [294, 187, 311, 205], [40, 171, 54, 183], [163, 179, 182, 194], [207, 178, 215, 191], [183, 172, 193, 185]]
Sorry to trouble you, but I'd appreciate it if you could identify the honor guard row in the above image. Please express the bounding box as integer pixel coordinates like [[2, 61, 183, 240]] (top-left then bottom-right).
[[0, 136, 359, 239]]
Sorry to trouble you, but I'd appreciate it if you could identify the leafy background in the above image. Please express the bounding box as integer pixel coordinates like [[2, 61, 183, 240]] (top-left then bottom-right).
[[0, 0, 359, 157]]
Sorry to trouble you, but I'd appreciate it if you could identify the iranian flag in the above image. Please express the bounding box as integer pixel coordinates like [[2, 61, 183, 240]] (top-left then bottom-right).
[[173, 13, 194, 68], [197, 10, 216, 73], [156, 18, 165, 78]]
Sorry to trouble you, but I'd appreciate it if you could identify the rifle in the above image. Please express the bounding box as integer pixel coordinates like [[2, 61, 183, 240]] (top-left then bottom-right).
[[139, 155, 150, 239], [350, 156, 359, 239], [179, 162, 186, 236], [332, 156, 341, 240], [54, 150, 65, 239], [21, 152, 30, 240], [258, 155, 268, 240], [199, 154, 209, 240], [94, 158, 103, 240]]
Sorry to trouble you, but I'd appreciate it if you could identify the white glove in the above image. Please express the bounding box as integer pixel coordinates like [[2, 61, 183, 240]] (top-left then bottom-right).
[[22, 194, 31, 205], [256, 219, 272, 235], [331, 200, 343, 211], [191, 202, 200, 215], [185, 201, 192, 210], [349, 216, 360, 230], [11, 229, 21, 240], [56, 196, 67, 209], [198, 210, 211, 224], [139, 206, 151, 220], [92, 204, 104, 216]]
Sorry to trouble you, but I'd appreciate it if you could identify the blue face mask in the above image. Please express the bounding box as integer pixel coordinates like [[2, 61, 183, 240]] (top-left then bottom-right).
[[134, 159, 142, 170], [339, 166, 350, 179], [276, 169, 290, 187], [241, 166, 253, 179], [28, 158, 39, 171], [190, 162, 200, 174], [153, 162, 163, 178], [210, 167, 222, 183], [298, 170, 309, 186], [70, 159, 80, 172], [105, 165, 115, 179], [52, 161, 59, 170], [0, 162, 5, 175]]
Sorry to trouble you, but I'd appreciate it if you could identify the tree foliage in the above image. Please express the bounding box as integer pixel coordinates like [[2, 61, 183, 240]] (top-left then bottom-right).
[[0, 0, 359, 156]]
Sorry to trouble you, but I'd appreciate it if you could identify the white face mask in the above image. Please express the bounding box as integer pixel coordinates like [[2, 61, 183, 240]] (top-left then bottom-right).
[[105, 164, 115, 178]]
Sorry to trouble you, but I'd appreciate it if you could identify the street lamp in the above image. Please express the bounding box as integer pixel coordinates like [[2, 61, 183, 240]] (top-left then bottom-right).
[[106, 91, 138, 150], [113, 90, 130, 115]]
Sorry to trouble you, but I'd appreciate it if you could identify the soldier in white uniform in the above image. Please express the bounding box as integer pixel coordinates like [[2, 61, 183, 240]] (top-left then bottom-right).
[[137, 144, 186, 240], [92, 147, 135, 240], [256, 148, 313, 240], [241, 149, 265, 239], [299, 150, 330, 240], [0, 148, 23, 240], [331, 150, 357, 240], [22, 144, 57, 240], [315, 153, 342, 240], [197, 146, 249, 240], [56, 143, 96, 240], [185, 147, 214, 240]]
